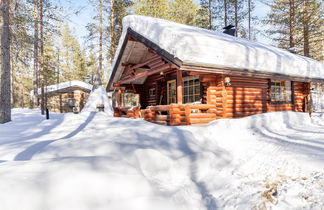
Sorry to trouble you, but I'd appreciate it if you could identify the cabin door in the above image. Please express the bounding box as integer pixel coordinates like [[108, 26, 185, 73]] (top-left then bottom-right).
[[167, 79, 177, 104], [311, 83, 324, 112]]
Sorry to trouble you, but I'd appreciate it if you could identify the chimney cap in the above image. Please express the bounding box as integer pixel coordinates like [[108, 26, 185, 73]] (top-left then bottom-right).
[[223, 24, 235, 30]]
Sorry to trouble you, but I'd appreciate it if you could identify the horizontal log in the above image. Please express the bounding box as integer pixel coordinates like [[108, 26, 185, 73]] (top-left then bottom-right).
[[230, 77, 269, 85], [224, 95, 267, 100], [216, 99, 266, 104], [190, 118, 216, 124], [170, 113, 181, 119], [169, 119, 182, 126], [189, 104, 216, 109], [154, 121, 168, 125], [169, 110, 185, 115], [230, 84, 268, 89], [154, 115, 169, 121], [201, 77, 216, 83], [148, 105, 170, 111], [207, 108, 217, 113], [225, 91, 264, 95], [225, 111, 264, 117], [190, 113, 217, 118]]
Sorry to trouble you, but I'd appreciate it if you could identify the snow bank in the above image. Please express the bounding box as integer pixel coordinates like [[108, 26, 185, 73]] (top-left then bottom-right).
[[203, 111, 324, 209], [81, 85, 113, 115], [0, 109, 323, 210], [111, 15, 324, 80]]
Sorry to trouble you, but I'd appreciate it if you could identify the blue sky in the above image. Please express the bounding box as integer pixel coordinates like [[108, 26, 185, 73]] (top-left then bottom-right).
[[58, 0, 271, 45]]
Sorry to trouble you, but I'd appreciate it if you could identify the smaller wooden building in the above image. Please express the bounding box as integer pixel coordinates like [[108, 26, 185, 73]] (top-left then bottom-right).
[[107, 15, 324, 125], [31, 81, 92, 113]]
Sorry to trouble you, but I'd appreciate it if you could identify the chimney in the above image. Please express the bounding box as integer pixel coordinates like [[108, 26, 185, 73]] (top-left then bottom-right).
[[223, 25, 235, 36], [288, 47, 297, 54]]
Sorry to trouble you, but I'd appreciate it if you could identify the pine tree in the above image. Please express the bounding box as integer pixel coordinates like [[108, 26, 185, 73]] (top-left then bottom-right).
[[0, 0, 11, 123], [265, 0, 323, 60], [169, 0, 198, 25], [61, 24, 88, 82], [108, 0, 132, 64], [33, 0, 39, 107], [133, 0, 170, 19], [196, 0, 216, 30]]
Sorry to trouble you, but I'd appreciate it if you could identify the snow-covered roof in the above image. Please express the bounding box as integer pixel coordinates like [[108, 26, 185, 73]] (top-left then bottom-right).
[[31, 80, 92, 96], [109, 15, 324, 86]]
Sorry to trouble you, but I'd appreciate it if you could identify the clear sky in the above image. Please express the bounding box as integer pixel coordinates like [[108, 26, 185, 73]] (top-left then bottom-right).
[[58, 0, 271, 46]]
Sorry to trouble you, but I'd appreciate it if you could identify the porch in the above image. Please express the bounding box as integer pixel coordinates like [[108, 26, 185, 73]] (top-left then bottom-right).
[[113, 104, 217, 126]]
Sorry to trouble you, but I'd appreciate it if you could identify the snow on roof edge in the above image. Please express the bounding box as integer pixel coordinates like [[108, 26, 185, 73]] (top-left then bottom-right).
[[30, 80, 93, 96], [108, 15, 324, 87]]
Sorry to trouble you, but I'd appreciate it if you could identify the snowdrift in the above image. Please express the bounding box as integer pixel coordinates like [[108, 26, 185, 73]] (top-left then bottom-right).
[[82, 85, 113, 115], [0, 109, 323, 210]]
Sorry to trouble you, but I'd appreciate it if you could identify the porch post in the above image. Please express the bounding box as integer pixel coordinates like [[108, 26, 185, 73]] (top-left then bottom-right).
[[118, 88, 123, 108], [177, 70, 183, 104]]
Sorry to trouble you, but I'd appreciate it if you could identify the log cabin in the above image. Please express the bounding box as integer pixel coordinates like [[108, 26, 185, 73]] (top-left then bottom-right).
[[31, 81, 92, 113], [107, 15, 324, 125]]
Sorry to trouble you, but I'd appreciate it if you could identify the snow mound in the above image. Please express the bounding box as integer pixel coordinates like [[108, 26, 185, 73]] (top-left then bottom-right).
[[0, 109, 324, 210], [81, 85, 113, 115]]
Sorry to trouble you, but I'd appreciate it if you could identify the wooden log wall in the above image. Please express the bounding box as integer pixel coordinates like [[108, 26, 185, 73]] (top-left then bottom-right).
[[203, 75, 309, 119], [47, 90, 89, 113]]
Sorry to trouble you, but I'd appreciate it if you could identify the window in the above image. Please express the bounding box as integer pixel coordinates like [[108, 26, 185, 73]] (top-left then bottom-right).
[[183, 77, 201, 104], [148, 88, 155, 98], [270, 80, 292, 103], [167, 80, 177, 104]]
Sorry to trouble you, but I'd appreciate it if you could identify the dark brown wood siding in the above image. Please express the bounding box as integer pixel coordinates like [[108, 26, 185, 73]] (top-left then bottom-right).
[[203, 74, 308, 119]]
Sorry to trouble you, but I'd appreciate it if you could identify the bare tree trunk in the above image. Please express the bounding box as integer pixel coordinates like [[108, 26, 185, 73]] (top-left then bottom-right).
[[0, 0, 11, 123], [224, 0, 227, 27], [248, 0, 251, 40], [303, 0, 310, 57], [98, 0, 103, 78], [289, 0, 295, 48], [10, 56, 14, 107], [40, 0, 45, 115], [109, 0, 115, 63], [33, 0, 39, 107], [208, 0, 212, 30], [56, 47, 60, 84], [234, 0, 238, 36]]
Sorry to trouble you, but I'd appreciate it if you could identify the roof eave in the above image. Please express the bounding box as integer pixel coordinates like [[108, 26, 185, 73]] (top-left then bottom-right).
[[106, 28, 183, 91], [180, 62, 324, 83]]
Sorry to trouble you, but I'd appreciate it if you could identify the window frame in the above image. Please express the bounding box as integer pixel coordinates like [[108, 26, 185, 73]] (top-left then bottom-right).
[[167, 79, 177, 104], [182, 76, 202, 104], [269, 80, 293, 104], [148, 87, 156, 98]]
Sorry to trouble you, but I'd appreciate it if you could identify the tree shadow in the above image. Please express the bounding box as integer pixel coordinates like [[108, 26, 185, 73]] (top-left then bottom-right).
[[250, 113, 324, 155], [14, 112, 97, 161]]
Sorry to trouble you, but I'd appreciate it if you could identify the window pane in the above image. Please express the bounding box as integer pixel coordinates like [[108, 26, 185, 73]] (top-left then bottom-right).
[[194, 85, 200, 94]]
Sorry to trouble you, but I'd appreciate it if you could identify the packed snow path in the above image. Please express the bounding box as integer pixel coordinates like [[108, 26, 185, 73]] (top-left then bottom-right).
[[0, 109, 323, 210]]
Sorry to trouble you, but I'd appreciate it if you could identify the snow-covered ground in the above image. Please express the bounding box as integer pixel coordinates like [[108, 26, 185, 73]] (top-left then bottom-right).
[[0, 109, 323, 210]]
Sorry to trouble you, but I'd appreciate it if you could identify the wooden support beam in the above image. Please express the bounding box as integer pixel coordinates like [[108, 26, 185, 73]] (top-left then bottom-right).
[[120, 63, 173, 84], [118, 88, 123, 108], [177, 70, 183, 104], [129, 54, 160, 70]]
